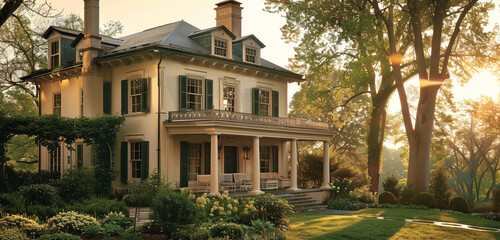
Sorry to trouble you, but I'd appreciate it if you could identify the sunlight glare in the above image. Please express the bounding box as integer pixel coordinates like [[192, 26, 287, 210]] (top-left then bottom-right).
[[454, 71, 500, 102]]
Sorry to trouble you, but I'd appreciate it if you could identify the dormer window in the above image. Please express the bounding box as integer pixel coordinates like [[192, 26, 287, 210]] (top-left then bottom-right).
[[245, 47, 257, 63], [50, 40, 60, 68], [214, 38, 228, 57]]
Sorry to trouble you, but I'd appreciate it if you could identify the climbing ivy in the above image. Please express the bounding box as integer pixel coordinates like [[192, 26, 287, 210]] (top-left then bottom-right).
[[0, 113, 125, 195]]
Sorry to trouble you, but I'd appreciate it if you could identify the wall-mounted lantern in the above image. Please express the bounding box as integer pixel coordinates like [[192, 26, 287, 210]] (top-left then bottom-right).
[[243, 146, 251, 160]]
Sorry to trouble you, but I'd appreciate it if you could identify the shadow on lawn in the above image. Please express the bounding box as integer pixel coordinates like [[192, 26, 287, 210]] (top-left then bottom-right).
[[315, 217, 406, 240]]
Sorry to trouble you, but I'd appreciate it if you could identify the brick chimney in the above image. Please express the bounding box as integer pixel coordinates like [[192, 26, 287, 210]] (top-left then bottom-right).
[[82, 0, 103, 117], [215, 0, 243, 38]]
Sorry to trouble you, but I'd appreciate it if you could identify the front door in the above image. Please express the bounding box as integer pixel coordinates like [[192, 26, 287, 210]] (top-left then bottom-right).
[[224, 146, 238, 173]]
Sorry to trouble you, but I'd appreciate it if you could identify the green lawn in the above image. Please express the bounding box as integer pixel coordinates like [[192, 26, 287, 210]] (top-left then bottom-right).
[[287, 208, 500, 240]]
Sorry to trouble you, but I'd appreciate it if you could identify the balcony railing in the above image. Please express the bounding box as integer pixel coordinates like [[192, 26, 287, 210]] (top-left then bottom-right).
[[168, 109, 332, 130]]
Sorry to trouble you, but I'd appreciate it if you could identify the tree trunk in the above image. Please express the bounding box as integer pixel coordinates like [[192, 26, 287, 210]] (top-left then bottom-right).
[[367, 100, 387, 193], [407, 85, 440, 192]]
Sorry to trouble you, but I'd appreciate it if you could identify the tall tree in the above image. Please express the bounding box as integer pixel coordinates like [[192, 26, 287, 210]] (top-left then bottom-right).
[[267, 0, 499, 192]]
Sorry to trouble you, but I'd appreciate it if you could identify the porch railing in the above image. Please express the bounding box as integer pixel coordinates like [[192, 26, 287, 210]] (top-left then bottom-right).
[[168, 109, 332, 130]]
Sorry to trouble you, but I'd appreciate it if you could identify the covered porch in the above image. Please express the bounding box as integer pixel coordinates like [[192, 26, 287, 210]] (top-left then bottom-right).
[[165, 110, 333, 194]]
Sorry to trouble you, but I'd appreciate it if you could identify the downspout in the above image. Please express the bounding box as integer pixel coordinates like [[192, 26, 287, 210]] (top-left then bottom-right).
[[156, 51, 163, 175], [35, 77, 41, 172]]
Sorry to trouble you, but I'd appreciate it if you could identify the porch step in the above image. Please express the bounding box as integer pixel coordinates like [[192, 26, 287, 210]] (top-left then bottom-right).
[[275, 193, 326, 213]]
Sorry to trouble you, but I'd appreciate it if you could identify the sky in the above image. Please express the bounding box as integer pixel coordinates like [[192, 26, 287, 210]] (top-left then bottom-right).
[[44, 0, 499, 113]]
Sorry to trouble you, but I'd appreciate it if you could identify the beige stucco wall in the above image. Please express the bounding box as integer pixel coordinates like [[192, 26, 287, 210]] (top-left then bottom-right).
[[38, 53, 291, 189]]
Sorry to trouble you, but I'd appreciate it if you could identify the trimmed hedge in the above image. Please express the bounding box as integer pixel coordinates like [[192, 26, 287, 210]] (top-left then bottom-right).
[[379, 191, 397, 204], [449, 196, 469, 213], [411, 192, 436, 209]]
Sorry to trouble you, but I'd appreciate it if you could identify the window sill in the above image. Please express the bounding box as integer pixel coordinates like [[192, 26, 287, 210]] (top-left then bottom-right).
[[124, 112, 147, 117]]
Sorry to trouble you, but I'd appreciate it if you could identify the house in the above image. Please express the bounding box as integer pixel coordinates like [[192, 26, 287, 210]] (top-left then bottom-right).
[[21, 0, 333, 194]]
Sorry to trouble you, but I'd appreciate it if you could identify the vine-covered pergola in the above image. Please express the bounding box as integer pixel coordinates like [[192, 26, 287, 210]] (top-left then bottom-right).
[[0, 112, 124, 195]]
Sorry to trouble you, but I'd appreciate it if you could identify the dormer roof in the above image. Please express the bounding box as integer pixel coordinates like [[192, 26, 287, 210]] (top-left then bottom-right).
[[71, 33, 123, 47], [42, 26, 81, 39], [188, 25, 237, 39], [233, 35, 265, 48]]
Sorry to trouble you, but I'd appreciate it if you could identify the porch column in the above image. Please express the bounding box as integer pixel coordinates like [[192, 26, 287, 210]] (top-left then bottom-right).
[[210, 134, 219, 195], [250, 136, 263, 194], [288, 139, 299, 191], [321, 141, 330, 189], [281, 140, 288, 178]]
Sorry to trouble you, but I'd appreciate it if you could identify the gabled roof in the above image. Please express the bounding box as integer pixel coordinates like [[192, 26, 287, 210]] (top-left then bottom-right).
[[42, 26, 81, 39], [188, 25, 237, 39], [216, 0, 242, 6], [71, 33, 123, 47], [233, 35, 266, 48]]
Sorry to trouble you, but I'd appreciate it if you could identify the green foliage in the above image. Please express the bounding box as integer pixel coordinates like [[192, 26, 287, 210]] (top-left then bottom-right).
[[491, 188, 500, 212], [25, 205, 59, 221], [330, 179, 355, 199], [209, 222, 244, 239], [37, 233, 82, 240], [124, 171, 167, 207], [83, 223, 122, 239], [449, 196, 470, 213], [0, 227, 29, 240], [118, 231, 142, 240], [429, 167, 452, 209], [471, 212, 500, 221], [55, 167, 96, 202], [19, 184, 59, 206], [195, 191, 253, 224], [348, 189, 377, 204], [399, 184, 417, 205], [151, 188, 198, 236], [411, 193, 436, 209], [47, 211, 98, 235], [0, 193, 24, 214], [327, 198, 367, 211], [37, 233, 81, 240], [0, 115, 124, 196], [251, 194, 293, 230], [64, 197, 128, 219], [379, 191, 397, 204], [471, 202, 493, 213], [102, 212, 133, 229], [0, 215, 44, 238], [382, 175, 402, 198], [243, 219, 284, 240]]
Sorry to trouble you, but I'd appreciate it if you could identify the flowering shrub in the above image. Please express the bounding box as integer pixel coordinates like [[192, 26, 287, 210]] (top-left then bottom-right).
[[47, 211, 98, 235], [330, 179, 355, 199], [0, 227, 30, 240], [348, 189, 377, 204], [209, 222, 244, 239], [252, 194, 293, 230], [0, 214, 44, 238], [195, 191, 257, 224]]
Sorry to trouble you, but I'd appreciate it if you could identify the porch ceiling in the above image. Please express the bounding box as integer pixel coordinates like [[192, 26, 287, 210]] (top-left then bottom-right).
[[164, 120, 332, 141]]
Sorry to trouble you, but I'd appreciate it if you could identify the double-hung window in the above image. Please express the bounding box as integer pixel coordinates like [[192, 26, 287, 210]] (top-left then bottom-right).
[[223, 84, 236, 112], [50, 40, 60, 68], [49, 146, 61, 173], [188, 143, 202, 181], [214, 38, 228, 57], [130, 79, 144, 113], [258, 90, 270, 116], [245, 47, 257, 63], [260, 146, 271, 173], [130, 142, 142, 179], [187, 77, 203, 110], [53, 93, 61, 116]]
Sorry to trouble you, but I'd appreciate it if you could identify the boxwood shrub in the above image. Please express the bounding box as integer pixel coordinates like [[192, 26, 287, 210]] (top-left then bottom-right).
[[449, 196, 469, 213], [411, 192, 436, 209], [379, 191, 397, 204], [19, 184, 59, 206]]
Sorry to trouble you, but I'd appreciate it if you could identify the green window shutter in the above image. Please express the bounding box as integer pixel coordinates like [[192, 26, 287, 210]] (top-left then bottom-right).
[[77, 144, 83, 168], [272, 90, 279, 117], [252, 88, 260, 115], [120, 142, 128, 184], [272, 146, 279, 173], [141, 141, 149, 180], [121, 80, 128, 115], [205, 79, 213, 109], [103, 82, 112, 115], [141, 78, 149, 113], [180, 141, 189, 187], [179, 75, 187, 111], [205, 142, 211, 174]]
